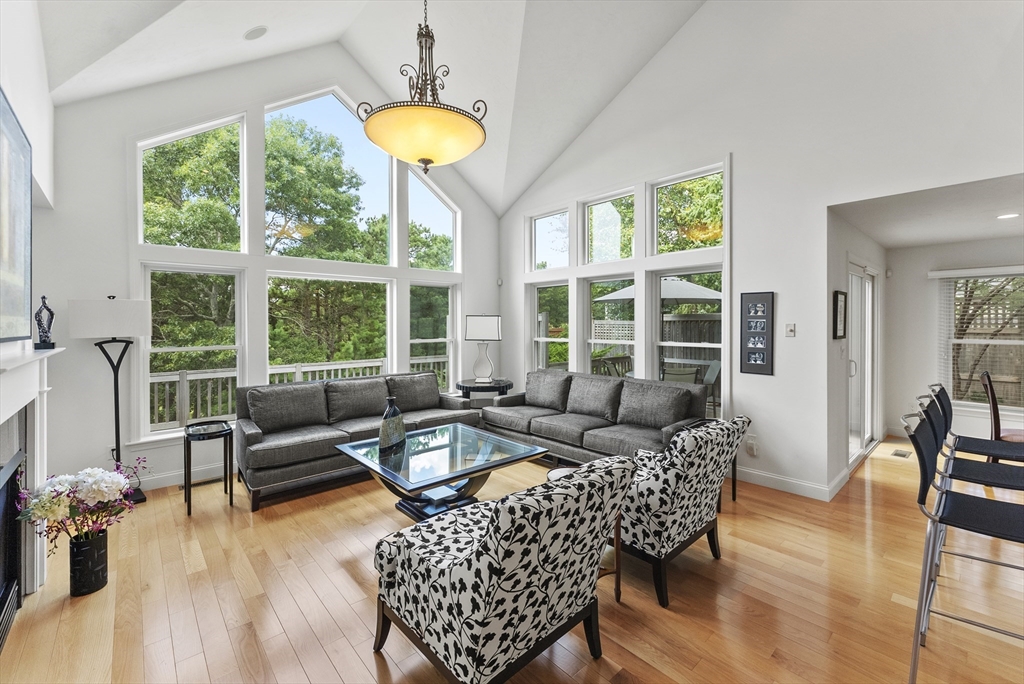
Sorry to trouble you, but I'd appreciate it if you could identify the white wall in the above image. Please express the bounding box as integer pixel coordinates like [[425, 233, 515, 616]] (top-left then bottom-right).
[[33, 42, 499, 488], [0, 0, 54, 207], [885, 236, 1024, 440], [499, 1, 1023, 500], [826, 210, 885, 495]]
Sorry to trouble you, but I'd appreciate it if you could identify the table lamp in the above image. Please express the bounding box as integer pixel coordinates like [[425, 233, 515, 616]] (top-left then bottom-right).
[[465, 314, 501, 383], [69, 296, 151, 504]]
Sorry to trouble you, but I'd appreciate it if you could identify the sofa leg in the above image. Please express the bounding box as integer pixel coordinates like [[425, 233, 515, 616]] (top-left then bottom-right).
[[707, 519, 721, 559], [250, 489, 261, 513], [582, 599, 601, 658], [653, 558, 670, 608], [373, 597, 392, 652]]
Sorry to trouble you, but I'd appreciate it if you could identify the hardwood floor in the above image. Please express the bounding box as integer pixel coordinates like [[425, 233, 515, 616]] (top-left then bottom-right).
[[2, 439, 1021, 683]]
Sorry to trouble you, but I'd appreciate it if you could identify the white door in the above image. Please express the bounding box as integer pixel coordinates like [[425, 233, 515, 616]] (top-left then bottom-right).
[[849, 270, 876, 462]]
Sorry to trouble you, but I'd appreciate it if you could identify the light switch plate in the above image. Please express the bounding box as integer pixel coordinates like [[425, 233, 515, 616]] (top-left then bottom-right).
[[785, 323, 796, 337]]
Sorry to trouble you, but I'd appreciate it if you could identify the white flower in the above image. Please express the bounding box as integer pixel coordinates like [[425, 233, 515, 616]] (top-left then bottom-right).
[[74, 468, 128, 506]]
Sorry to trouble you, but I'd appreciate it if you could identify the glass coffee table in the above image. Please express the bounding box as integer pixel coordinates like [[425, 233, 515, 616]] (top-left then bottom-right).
[[336, 423, 547, 521]]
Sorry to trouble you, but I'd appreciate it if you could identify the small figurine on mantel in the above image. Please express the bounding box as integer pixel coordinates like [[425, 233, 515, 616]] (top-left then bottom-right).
[[34, 295, 55, 350]]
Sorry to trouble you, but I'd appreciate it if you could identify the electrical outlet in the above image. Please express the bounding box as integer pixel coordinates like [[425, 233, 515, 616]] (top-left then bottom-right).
[[785, 323, 796, 337], [745, 434, 758, 456]]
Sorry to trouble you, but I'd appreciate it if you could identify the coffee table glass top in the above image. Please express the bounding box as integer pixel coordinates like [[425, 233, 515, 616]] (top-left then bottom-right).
[[336, 423, 546, 495]]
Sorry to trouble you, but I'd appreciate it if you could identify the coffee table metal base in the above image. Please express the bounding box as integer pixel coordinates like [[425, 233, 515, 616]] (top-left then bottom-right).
[[372, 471, 491, 522]]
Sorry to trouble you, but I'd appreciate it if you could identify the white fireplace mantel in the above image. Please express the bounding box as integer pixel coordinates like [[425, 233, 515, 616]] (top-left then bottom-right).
[[1, 341, 63, 593]]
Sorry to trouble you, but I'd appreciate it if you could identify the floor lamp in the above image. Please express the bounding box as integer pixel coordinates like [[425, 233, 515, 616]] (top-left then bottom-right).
[[69, 296, 151, 504], [466, 314, 502, 382]]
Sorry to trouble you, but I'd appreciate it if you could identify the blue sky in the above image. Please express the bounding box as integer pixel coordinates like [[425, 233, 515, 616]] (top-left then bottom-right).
[[267, 94, 453, 238]]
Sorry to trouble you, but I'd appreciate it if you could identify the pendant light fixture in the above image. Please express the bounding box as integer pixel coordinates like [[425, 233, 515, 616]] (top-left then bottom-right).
[[357, 0, 487, 173]]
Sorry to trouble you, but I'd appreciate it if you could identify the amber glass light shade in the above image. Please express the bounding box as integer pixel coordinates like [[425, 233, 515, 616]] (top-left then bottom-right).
[[363, 102, 485, 169]]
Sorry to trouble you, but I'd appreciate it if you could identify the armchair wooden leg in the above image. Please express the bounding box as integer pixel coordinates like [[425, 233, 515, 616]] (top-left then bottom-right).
[[653, 558, 670, 608], [373, 596, 392, 652], [707, 519, 721, 559], [583, 600, 602, 658]]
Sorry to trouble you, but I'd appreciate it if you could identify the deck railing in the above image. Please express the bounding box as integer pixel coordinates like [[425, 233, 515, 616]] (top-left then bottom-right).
[[150, 356, 450, 430]]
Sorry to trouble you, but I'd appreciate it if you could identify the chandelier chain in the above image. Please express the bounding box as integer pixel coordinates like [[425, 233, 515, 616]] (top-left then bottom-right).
[[424, 0, 428, 26]]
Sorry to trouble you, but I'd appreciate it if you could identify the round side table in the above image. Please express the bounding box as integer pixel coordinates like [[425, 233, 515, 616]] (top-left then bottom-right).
[[455, 378, 513, 399], [183, 420, 234, 516], [547, 466, 622, 602]]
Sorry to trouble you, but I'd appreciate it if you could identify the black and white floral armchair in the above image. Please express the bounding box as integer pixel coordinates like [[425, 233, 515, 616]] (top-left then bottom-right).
[[373, 455, 636, 684], [621, 416, 751, 607]]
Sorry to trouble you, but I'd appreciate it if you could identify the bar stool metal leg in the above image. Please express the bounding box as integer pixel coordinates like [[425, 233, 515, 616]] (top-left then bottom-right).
[[909, 518, 939, 683]]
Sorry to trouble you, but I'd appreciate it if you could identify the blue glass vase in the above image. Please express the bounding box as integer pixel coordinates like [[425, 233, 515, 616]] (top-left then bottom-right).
[[379, 396, 406, 452]]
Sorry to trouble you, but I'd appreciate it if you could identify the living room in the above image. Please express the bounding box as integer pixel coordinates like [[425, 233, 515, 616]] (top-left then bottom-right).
[[0, 1, 1022, 683]]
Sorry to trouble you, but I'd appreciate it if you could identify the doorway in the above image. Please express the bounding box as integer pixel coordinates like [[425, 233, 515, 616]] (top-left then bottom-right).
[[849, 267, 877, 463]]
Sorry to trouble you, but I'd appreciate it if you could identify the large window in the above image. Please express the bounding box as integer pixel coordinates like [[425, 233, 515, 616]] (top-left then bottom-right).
[[409, 171, 455, 271], [535, 285, 569, 370], [655, 172, 724, 254], [265, 95, 389, 264], [940, 275, 1023, 408], [534, 212, 569, 270], [142, 122, 241, 251], [410, 285, 453, 389], [657, 272, 723, 417], [148, 270, 238, 430], [588, 279, 634, 375], [268, 277, 388, 382], [587, 196, 633, 264]]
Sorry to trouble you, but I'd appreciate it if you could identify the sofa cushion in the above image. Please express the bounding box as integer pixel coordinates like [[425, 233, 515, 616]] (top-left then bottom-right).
[[583, 424, 665, 457], [246, 425, 348, 469], [387, 373, 440, 413], [246, 383, 328, 433], [326, 376, 390, 423], [525, 371, 572, 411], [617, 379, 692, 429], [566, 375, 624, 422], [531, 413, 613, 447], [402, 408, 479, 431], [481, 405, 561, 434], [331, 416, 388, 442]]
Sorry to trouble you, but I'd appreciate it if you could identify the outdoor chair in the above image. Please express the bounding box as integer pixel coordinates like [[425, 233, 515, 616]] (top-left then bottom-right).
[[662, 367, 698, 384], [702, 360, 722, 418], [620, 416, 750, 607], [373, 455, 635, 684], [902, 411, 1023, 683], [602, 355, 633, 377], [981, 370, 1024, 461], [926, 383, 1023, 464]]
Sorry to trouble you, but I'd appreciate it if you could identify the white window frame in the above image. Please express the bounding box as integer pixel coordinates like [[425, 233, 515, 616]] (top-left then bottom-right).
[[530, 210, 571, 272], [532, 282, 570, 371], [586, 276, 637, 374], [141, 263, 246, 436], [583, 190, 636, 266], [410, 282, 455, 391], [409, 167, 461, 274], [136, 114, 248, 254], [649, 165, 726, 258], [933, 266, 1024, 413]]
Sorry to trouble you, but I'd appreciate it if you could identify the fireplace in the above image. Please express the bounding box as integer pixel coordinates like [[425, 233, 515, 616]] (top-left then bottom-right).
[[0, 409, 27, 652]]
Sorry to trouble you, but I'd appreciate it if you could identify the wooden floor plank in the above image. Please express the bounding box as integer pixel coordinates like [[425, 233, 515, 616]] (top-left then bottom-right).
[[3, 439, 1021, 684]]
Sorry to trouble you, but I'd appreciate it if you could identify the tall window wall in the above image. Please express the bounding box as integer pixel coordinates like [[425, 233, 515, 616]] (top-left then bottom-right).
[[526, 166, 728, 417], [133, 89, 463, 438]]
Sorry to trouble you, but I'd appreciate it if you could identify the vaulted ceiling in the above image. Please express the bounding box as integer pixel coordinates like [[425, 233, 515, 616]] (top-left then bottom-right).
[[37, 0, 705, 215]]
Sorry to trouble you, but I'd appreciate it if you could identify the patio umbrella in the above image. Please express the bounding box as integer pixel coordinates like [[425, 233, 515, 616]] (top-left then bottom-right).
[[595, 277, 721, 305]]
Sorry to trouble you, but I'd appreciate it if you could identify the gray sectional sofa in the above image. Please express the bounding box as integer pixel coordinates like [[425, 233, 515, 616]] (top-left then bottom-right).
[[234, 371, 477, 510], [482, 370, 706, 464]]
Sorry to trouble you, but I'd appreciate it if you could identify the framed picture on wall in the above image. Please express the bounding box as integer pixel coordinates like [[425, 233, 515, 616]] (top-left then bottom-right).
[[833, 290, 847, 340], [0, 87, 33, 343], [740, 292, 774, 375]]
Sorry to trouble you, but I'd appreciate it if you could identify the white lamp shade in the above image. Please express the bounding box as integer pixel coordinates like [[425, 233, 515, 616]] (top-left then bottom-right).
[[69, 299, 151, 339], [465, 314, 501, 341]]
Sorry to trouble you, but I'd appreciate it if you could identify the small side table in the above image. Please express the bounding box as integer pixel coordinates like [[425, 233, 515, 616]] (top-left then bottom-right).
[[547, 466, 622, 602], [456, 378, 513, 400], [183, 420, 234, 516]]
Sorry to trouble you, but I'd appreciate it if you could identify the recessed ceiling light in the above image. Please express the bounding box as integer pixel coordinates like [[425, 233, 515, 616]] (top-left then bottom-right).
[[997, 213, 1020, 219], [244, 26, 268, 41]]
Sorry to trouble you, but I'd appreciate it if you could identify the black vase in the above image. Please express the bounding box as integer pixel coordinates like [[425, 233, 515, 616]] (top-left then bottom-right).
[[379, 396, 406, 453], [69, 530, 108, 597]]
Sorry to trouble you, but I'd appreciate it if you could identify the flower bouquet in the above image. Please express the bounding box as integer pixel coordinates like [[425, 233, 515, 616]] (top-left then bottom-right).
[[17, 460, 141, 596]]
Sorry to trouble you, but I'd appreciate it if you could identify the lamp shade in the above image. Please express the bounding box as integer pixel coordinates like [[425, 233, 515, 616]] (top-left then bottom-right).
[[363, 103, 485, 169], [466, 315, 501, 341], [69, 298, 151, 339]]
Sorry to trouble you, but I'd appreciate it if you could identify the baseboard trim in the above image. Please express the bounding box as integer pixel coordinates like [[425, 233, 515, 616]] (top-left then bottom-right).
[[827, 468, 850, 501], [736, 466, 830, 501], [139, 463, 226, 491]]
